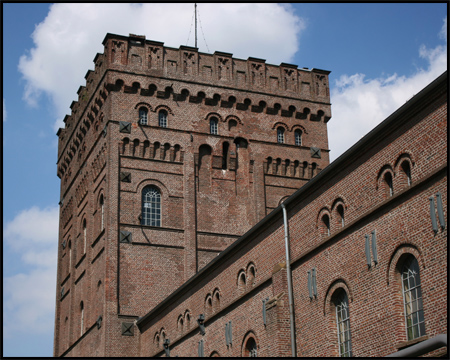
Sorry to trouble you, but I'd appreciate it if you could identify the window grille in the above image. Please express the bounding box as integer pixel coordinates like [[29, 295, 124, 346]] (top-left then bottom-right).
[[210, 118, 218, 135], [402, 256, 425, 341], [142, 186, 161, 226], [139, 108, 148, 125], [335, 291, 352, 357], [295, 130, 302, 146], [159, 110, 168, 128], [277, 127, 285, 144]]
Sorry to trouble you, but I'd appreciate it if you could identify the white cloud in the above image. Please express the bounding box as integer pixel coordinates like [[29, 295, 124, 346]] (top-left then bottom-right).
[[328, 17, 447, 161], [3, 206, 59, 336], [3, 98, 6, 121], [18, 3, 304, 132]]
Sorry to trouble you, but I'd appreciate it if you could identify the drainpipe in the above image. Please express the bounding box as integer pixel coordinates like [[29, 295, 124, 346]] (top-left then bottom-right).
[[385, 334, 447, 357], [281, 202, 297, 357]]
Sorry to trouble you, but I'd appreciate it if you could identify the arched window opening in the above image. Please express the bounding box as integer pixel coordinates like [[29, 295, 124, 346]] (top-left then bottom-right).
[[244, 337, 257, 357], [210, 117, 218, 135], [100, 194, 105, 230], [277, 127, 285, 144], [228, 119, 237, 130], [142, 186, 161, 227], [384, 172, 394, 197], [402, 256, 425, 340], [334, 290, 352, 357], [158, 110, 168, 128], [238, 271, 246, 289], [139, 107, 148, 125], [322, 214, 330, 236], [295, 129, 302, 146], [83, 219, 87, 253], [80, 301, 84, 336], [401, 161, 412, 186], [337, 205, 344, 227], [222, 142, 229, 170], [68, 240, 72, 270]]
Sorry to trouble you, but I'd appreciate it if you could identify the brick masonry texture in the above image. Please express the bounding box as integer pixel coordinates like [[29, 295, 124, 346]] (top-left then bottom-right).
[[53, 33, 447, 357]]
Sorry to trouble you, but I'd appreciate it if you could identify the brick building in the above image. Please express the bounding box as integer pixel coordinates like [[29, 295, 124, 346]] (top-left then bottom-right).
[[54, 33, 447, 357]]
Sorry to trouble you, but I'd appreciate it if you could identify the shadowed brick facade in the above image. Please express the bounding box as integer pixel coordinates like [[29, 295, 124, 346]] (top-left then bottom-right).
[[54, 34, 447, 357]]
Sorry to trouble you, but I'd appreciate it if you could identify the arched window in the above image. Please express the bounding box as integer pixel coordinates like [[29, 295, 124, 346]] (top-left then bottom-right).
[[210, 117, 218, 135], [80, 301, 84, 336], [384, 172, 394, 197], [158, 110, 168, 128], [277, 127, 285, 144], [99, 194, 104, 230], [142, 186, 161, 227], [244, 337, 257, 357], [334, 290, 352, 357], [401, 161, 412, 186], [295, 129, 302, 146], [139, 107, 148, 125], [322, 214, 330, 236], [401, 256, 425, 340], [83, 219, 87, 253], [337, 205, 344, 227]]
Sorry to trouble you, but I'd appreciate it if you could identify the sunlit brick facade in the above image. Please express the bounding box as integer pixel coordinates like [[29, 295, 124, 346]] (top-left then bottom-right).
[[54, 34, 447, 357], [54, 33, 333, 357]]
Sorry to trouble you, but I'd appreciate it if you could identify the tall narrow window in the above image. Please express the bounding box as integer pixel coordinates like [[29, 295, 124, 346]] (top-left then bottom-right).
[[402, 256, 425, 340], [139, 107, 148, 125], [83, 219, 87, 253], [384, 172, 394, 197], [295, 129, 302, 146], [142, 186, 161, 227], [80, 301, 84, 336], [99, 194, 104, 230], [277, 127, 285, 144], [222, 142, 229, 170], [322, 214, 330, 236], [210, 117, 218, 135], [159, 110, 168, 128], [401, 161, 411, 186], [335, 291, 352, 357], [337, 205, 345, 227]]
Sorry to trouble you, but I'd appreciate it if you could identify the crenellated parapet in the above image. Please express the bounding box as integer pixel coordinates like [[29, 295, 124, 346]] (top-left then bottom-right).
[[100, 33, 330, 103]]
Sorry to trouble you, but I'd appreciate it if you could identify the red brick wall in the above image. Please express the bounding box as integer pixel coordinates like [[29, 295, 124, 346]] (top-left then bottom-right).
[[54, 32, 331, 356], [135, 75, 447, 357]]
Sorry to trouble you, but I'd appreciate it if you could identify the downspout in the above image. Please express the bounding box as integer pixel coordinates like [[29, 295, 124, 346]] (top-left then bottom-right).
[[281, 202, 297, 357]]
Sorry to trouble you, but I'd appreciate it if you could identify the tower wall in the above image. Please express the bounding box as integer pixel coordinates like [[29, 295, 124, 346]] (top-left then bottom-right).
[[54, 33, 331, 356]]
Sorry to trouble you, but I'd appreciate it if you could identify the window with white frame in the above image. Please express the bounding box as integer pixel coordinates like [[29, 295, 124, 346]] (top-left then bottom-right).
[[402, 256, 425, 340], [139, 107, 148, 125], [158, 110, 168, 128], [335, 291, 352, 357], [277, 127, 285, 144], [295, 129, 302, 146], [210, 117, 218, 135], [142, 186, 161, 227]]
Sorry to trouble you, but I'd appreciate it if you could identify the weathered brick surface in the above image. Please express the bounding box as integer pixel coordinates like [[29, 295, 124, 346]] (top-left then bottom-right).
[[54, 32, 331, 357], [135, 73, 447, 357]]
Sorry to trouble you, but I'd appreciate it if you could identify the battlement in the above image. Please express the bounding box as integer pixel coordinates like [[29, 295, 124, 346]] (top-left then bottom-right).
[[101, 33, 331, 102]]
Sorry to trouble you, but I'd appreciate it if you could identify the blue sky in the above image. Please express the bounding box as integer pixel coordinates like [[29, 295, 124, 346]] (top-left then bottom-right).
[[2, 3, 447, 357]]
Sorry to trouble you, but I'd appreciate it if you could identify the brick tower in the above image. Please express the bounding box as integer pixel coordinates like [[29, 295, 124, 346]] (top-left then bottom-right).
[[54, 33, 331, 356]]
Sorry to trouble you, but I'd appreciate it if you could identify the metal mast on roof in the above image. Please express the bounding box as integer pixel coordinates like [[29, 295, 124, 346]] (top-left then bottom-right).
[[195, 3, 197, 48]]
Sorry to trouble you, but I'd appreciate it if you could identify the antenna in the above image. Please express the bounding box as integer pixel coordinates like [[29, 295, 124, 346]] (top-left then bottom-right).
[[195, 3, 197, 48]]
